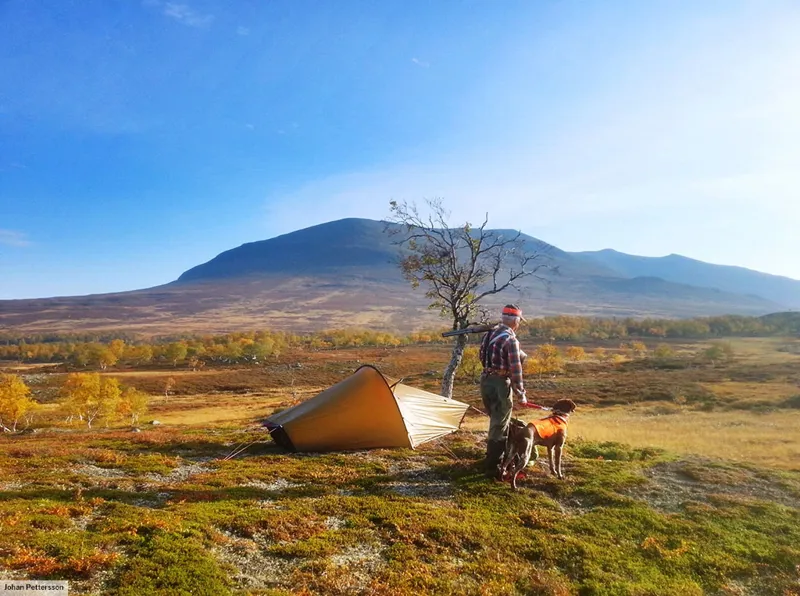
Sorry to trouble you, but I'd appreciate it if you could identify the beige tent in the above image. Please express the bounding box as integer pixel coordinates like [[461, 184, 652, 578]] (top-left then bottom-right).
[[265, 365, 469, 452]]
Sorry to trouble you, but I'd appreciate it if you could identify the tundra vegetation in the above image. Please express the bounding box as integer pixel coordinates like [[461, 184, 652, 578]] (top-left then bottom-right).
[[0, 316, 798, 595]]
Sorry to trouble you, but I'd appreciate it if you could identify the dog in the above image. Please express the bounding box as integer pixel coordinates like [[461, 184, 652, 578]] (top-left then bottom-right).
[[497, 398, 577, 489]]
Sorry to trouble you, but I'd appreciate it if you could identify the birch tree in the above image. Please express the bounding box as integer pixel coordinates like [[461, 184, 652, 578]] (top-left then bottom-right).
[[387, 199, 555, 398], [0, 374, 37, 432], [60, 373, 121, 429], [118, 387, 149, 426]]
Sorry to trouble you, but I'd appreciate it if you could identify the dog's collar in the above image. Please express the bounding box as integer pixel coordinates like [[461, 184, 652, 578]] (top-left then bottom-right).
[[549, 412, 571, 424]]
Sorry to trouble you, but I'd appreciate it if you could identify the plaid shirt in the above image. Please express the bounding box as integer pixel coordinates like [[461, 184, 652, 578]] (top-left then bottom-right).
[[479, 325, 525, 398]]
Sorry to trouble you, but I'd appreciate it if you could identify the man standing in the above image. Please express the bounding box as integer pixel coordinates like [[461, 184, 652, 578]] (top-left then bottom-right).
[[479, 304, 535, 476]]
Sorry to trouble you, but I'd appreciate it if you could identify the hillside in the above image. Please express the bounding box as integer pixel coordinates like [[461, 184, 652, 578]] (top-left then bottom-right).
[[178, 219, 406, 282], [0, 219, 789, 335], [573, 249, 800, 308]]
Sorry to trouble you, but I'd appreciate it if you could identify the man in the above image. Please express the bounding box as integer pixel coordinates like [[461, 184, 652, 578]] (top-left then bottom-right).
[[479, 304, 538, 476]]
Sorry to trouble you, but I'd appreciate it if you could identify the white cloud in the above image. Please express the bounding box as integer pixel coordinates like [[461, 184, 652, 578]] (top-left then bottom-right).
[[0, 230, 32, 248], [236, 26, 250, 36], [411, 57, 430, 68], [151, 2, 214, 27]]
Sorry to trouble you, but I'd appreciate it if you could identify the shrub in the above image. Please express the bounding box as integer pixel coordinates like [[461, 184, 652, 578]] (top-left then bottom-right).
[[526, 343, 564, 377], [458, 346, 482, 383], [565, 346, 586, 362], [570, 441, 664, 461], [701, 341, 735, 365], [653, 344, 674, 359], [782, 394, 800, 409]]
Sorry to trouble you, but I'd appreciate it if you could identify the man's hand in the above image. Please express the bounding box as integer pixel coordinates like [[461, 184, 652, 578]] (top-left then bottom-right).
[[518, 393, 528, 405]]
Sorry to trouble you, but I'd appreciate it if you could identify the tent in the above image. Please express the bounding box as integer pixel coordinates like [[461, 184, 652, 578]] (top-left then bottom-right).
[[265, 365, 469, 452]]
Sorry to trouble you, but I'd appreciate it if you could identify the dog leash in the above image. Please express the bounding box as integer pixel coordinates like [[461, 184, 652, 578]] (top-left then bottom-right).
[[468, 403, 552, 418]]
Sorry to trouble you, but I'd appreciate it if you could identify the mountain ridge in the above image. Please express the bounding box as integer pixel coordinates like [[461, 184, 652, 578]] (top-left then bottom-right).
[[1, 218, 795, 335], [572, 248, 800, 308]]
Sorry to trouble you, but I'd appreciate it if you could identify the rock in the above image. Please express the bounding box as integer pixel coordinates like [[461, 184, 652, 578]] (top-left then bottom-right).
[[151, 420, 161, 426], [131, 428, 142, 433]]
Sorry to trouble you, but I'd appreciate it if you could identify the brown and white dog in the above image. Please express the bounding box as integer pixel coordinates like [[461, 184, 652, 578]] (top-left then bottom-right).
[[497, 398, 577, 489]]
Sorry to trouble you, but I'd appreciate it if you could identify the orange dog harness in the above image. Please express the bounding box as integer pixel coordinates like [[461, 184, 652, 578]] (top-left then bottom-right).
[[530, 415, 568, 439]]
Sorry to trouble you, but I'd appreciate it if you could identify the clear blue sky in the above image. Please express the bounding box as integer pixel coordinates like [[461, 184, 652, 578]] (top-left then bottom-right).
[[2, 0, 798, 299]]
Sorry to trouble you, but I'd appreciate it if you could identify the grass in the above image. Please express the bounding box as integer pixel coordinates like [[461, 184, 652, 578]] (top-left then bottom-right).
[[1, 429, 798, 595], [701, 381, 800, 410], [1, 337, 800, 594], [567, 406, 800, 471]]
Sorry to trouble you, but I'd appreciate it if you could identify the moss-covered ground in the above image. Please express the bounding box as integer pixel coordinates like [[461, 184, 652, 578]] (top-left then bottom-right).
[[1, 337, 799, 595], [1, 427, 798, 595]]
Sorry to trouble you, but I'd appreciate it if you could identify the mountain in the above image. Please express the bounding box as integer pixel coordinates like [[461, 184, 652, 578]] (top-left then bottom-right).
[[0, 219, 789, 335], [178, 219, 403, 281], [176, 219, 622, 283], [572, 249, 800, 309]]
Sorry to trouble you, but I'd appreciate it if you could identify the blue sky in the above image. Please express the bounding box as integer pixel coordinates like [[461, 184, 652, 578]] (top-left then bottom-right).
[[1, 0, 798, 299]]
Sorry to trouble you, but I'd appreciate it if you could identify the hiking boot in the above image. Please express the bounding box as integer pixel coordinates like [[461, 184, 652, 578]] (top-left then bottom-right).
[[484, 439, 506, 478]]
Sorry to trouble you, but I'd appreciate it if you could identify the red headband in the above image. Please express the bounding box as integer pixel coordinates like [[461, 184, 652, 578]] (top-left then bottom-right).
[[502, 306, 522, 317]]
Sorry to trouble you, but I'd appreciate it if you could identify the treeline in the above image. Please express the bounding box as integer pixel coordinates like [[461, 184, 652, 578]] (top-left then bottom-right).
[[521, 314, 799, 341], [0, 328, 450, 366], [0, 314, 797, 367], [459, 340, 736, 382]]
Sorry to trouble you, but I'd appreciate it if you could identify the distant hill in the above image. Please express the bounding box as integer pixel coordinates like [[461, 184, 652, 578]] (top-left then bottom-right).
[[0, 218, 789, 335], [177, 218, 621, 283], [572, 249, 800, 309]]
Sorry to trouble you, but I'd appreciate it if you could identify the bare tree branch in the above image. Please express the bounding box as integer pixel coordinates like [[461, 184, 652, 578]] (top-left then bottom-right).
[[386, 199, 556, 398]]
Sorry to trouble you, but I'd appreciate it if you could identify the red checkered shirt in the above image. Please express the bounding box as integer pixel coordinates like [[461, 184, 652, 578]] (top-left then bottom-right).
[[479, 325, 525, 398]]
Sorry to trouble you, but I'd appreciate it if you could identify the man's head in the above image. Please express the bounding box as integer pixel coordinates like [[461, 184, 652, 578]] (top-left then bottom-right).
[[501, 304, 525, 330]]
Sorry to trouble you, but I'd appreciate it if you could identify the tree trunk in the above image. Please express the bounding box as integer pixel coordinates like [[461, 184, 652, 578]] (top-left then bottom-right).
[[441, 333, 469, 399]]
